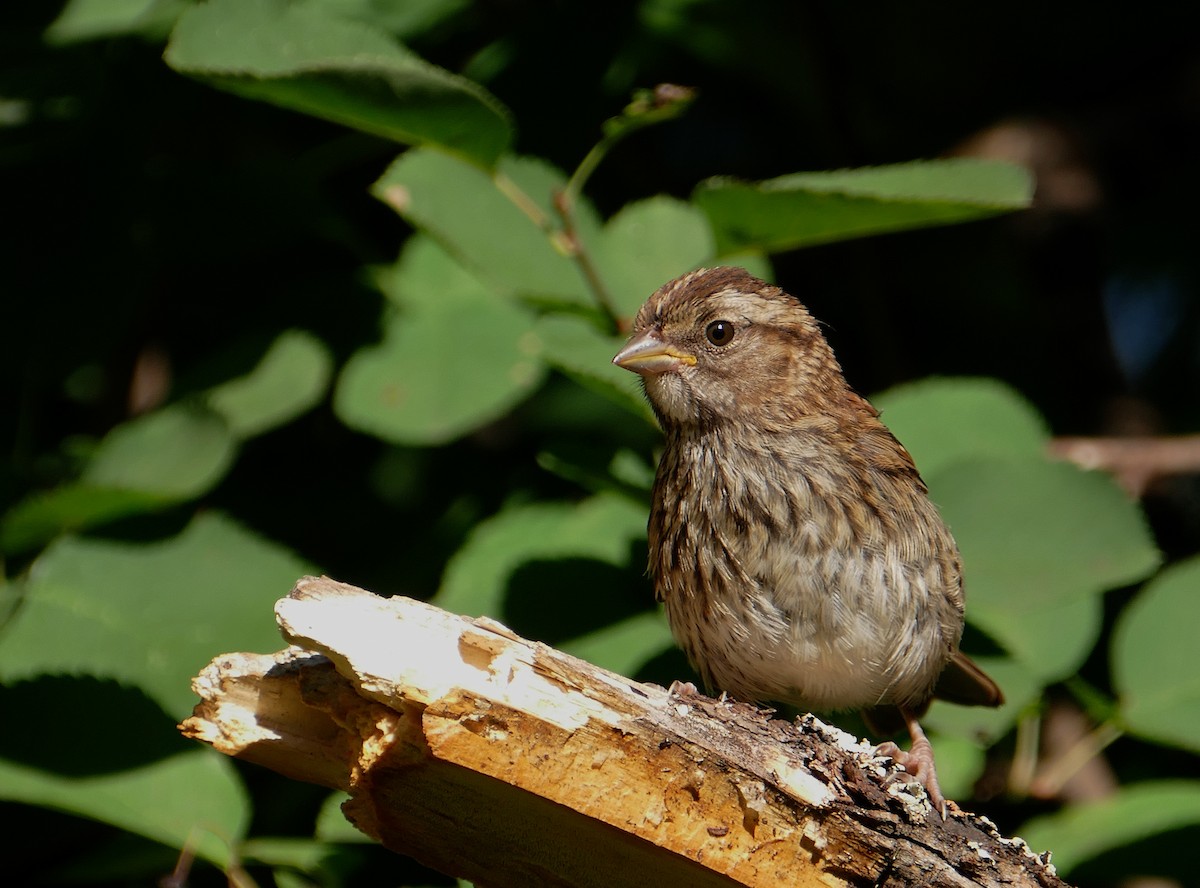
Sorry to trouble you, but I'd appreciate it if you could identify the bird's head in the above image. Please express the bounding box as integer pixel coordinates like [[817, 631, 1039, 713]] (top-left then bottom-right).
[[613, 267, 847, 430]]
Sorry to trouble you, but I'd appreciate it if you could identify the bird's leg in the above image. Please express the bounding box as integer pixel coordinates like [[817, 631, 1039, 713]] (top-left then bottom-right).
[[876, 707, 947, 818], [666, 679, 699, 697]]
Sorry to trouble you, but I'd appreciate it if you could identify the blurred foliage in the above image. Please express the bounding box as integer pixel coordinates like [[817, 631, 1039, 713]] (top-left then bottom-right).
[[3, 1, 1199, 886]]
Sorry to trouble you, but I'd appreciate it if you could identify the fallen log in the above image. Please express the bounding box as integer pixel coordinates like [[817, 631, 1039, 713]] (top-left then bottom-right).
[[180, 575, 1068, 888]]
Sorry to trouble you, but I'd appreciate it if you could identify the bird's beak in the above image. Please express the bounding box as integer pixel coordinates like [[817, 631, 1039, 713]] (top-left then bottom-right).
[[612, 330, 696, 376]]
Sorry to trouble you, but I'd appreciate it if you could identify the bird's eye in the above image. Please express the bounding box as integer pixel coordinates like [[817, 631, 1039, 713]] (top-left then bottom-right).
[[705, 320, 736, 346]]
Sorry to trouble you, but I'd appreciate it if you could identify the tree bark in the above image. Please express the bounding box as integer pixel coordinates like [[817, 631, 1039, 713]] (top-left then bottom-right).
[[180, 576, 1069, 888]]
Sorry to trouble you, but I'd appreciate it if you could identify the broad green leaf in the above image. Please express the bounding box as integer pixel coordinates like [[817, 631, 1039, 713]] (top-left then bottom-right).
[[1113, 556, 1200, 753], [205, 329, 333, 439], [561, 610, 674, 677], [596, 197, 715, 319], [694, 158, 1033, 253], [165, 0, 511, 167], [924, 656, 1044, 744], [437, 493, 647, 619], [334, 276, 545, 445], [1, 487, 166, 556], [372, 150, 601, 306], [871, 378, 1049, 478], [84, 404, 235, 494], [303, 0, 471, 41], [973, 595, 1101, 687], [929, 458, 1159, 680], [0, 751, 248, 867], [377, 233, 508, 310], [0, 512, 312, 719], [534, 313, 653, 421], [1019, 780, 1200, 875], [714, 251, 774, 282], [315, 791, 371, 842], [44, 0, 185, 44], [241, 837, 351, 870], [0, 405, 236, 555]]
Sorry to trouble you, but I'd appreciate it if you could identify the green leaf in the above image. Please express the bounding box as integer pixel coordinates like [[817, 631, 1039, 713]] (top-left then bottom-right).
[[315, 791, 371, 843], [561, 610, 674, 677], [929, 458, 1160, 680], [534, 313, 653, 421], [376, 233, 506, 309], [205, 330, 333, 439], [44, 0, 186, 44], [436, 493, 647, 619], [165, 0, 511, 167], [0, 751, 248, 868], [241, 837, 350, 870], [924, 656, 1044, 744], [0, 512, 313, 719], [303, 0, 472, 41], [84, 404, 235, 494], [595, 197, 715, 319], [372, 150, 600, 306], [1, 487, 166, 556], [694, 158, 1033, 253], [1019, 780, 1200, 875], [871, 377, 1049, 478], [335, 245, 546, 444], [0, 405, 236, 555], [1113, 556, 1200, 753]]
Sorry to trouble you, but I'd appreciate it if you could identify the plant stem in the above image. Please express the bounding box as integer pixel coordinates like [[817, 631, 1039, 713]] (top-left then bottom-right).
[[1030, 720, 1123, 798]]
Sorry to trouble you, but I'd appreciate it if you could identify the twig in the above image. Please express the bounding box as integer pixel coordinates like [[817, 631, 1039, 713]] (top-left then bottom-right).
[[1050, 434, 1200, 496]]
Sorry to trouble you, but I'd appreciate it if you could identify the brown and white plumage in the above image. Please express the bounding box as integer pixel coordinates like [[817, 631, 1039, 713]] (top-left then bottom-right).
[[613, 266, 1002, 814]]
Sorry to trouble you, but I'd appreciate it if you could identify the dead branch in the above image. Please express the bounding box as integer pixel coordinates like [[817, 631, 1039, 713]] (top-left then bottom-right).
[[1051, 434, 1200, 496], [180, 576, 1069, 888]]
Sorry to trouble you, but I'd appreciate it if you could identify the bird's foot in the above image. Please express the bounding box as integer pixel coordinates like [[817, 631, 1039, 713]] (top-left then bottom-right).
[[877, 712, 947, 819]]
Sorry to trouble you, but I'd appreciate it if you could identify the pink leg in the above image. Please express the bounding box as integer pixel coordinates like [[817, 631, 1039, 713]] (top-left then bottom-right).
[[877, 708, 947, 818]]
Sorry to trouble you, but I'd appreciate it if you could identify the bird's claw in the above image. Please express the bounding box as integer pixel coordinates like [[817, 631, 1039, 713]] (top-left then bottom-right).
[[877, 737, 948, 819]]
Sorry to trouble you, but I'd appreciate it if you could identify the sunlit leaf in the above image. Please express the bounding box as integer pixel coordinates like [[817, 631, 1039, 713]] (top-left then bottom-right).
[[924, 656, 1044, 744], [0, 512, 312, 719], [595, 197, 715, 319], [929, 458, 1159, 680], [1113, 556, 1200, 753], [84, 404, 235, 494], [437, 493, 646, 619], [1020, 780, 1200, 875], [561, 609, 673, 677], [205, 329, 333, 439], [315, 791, 371, 843], [0, 751, 248, 867], [165, 0, 511, 166], [372, 150, 601, 306], [0, 405, 236, 555], [695, 158, 1032, 253], [44, 0, 185, 44], [534, 313, 652, 421], [335, 246, 546, 444], [871, 377, 1049, 478]]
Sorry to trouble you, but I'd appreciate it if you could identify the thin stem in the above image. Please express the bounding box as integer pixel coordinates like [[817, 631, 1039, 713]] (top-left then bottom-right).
[[1030, 720, 1123, 798], [493, 84, 695, 331], [561, 138, 613, 209], [554, 189, 622, 333], [493, 170, 553, 232], [1008, 710, 1042, 796]]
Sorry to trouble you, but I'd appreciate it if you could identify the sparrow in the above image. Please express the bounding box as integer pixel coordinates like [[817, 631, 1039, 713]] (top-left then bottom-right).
[[612, 266, 1003, 815]]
